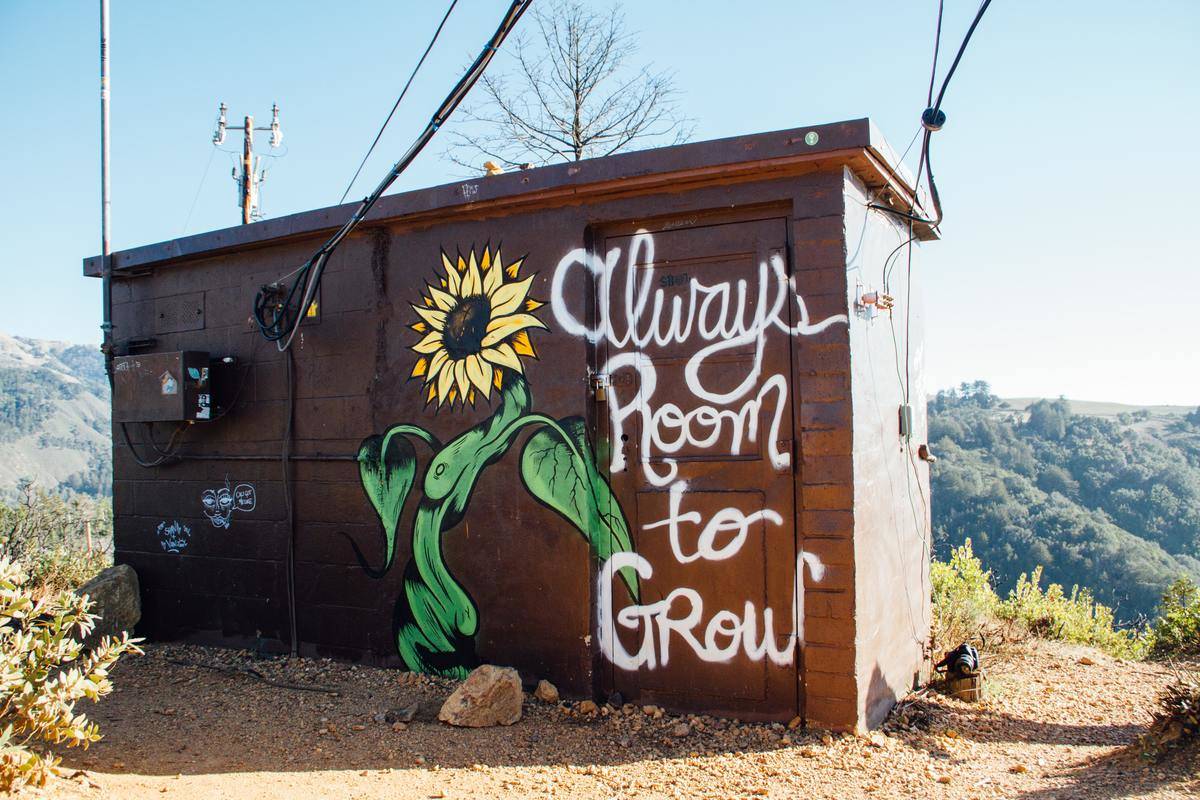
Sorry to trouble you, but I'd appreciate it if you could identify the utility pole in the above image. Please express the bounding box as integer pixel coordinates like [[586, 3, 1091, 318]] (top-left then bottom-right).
[[241, 115, 254, 224], [213, 103, 282, 224], [99, 0, 113, 374]]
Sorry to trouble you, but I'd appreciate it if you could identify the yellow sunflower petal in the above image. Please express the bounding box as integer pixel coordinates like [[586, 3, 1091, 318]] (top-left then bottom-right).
[[412, 332, 445, 354], [427, 383, 438, 403], [483, 252, 503, 295], [441, 251, 461, 295], [468, 389, 476, 406], [524, 297, 544, 311], [512, 330, 537, 358], [412, 305, 447, 330], [465, 354, 493, 399], [481, 343, 523, 373], [411, 357, 428, 378], [493, 368, 504, 390], [481, 313, 547, 348], [481, 247, 492, 270], [447, 387, 457, 405], [426, 350, 450, 384], [462, 252, 483, 296], [505, 255, 524, 279], [411, 321, 427, 333], [489, 275, 535, 316], [453, 359, 470, 400], [437, 364, 455, 406], [427, 285, 455, 311]]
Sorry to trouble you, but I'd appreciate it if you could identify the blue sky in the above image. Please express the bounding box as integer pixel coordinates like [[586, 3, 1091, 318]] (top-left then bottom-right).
[[1, 1, 1197, 405]]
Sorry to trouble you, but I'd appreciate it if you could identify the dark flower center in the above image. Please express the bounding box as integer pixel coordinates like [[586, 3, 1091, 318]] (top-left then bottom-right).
[[442, 295, 490, 359]]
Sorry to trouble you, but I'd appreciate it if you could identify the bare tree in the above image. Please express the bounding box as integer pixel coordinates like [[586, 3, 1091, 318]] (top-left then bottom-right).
[[445, 0, 693, 170]]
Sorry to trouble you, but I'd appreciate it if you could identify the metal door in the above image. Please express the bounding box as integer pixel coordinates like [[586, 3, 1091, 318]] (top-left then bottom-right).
[[593, 217, 799, 719]]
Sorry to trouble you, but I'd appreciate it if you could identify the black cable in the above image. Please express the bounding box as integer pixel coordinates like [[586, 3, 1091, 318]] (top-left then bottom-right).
[[868, 0, 992, 230], [339, 0, 459, 205], [926, 0, 944, 108], [254, 0, 532, 352], [930, 0, 992, 117], [121, 422, 187, 468], [283, 348, 298, 657]]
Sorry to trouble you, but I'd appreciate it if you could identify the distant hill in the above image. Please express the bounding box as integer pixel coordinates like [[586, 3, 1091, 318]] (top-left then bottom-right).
[[1001, 397, 1193, 419], [0, 333, 111, 500], [932, 382, 1200, 622]]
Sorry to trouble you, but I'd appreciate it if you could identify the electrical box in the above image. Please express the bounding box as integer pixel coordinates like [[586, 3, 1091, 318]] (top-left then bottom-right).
[[112, 351, 214, 423]]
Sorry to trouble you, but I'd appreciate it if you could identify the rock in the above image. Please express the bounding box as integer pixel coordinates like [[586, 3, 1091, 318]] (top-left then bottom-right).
[[534, 680, 559, 704], [1077, 656, 1095, 666], [577, 700, 598, 714], [670, 723, 691, 737], [385, 704, 420, 724], [787, 716, 802, 730], [438, 665, 523, 727], [77, 564, 141, 647], [606, 691, 624, 708]]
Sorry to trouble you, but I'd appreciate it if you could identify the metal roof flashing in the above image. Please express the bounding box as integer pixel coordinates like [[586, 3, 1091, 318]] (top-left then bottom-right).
[[83, 117, 932, 277]]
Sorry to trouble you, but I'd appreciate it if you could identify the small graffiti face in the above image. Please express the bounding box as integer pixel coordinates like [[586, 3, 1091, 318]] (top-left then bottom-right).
[[410, 246, 546, 410], [157, 520, 192, 553], [202, 487, 234, 528], [202, 481, 256, 529]]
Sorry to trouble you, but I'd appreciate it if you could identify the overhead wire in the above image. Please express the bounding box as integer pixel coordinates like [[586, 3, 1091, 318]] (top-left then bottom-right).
[[181, 145, 218, 236], [339, 0, 460, 205], [253, 0, 533, 353]]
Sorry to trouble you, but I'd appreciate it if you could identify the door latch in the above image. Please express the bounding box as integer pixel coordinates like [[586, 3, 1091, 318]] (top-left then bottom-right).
[[590, 372, 611, 402]]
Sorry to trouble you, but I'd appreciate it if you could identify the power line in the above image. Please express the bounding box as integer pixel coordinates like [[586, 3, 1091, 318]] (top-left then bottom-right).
[[339, 0, 460, 205], [181, 144, 218, 236], [254, 0, 533, 352]]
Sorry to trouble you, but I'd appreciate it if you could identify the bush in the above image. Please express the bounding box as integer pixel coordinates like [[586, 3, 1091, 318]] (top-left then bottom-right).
[[930, 539, 1001, 653], [0, 558, 141, 789], [930, 541, 1143, 659], [1145, 578, 1200, 659], [998, 567, 1141, 659], [1141, 665, 1200, 760], [0, 485, 111, 596]]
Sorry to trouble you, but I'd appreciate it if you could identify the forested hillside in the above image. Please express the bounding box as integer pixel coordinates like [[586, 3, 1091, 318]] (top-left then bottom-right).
[[0, 333, 110, 499], [930, 382, 1200, 621]]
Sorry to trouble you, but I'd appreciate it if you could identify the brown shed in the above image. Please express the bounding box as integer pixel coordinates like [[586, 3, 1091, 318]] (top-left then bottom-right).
[[85, 118, 934, 731]]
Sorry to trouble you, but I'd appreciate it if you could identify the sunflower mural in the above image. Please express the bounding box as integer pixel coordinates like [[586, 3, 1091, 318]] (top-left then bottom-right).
[[354, 245, 638, 678]]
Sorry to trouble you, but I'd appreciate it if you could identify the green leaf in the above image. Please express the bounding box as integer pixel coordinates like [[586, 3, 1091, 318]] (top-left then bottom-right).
[[424, 378, 531, 507], [520, 416, 639, 600], [357, 425, 421, 572]]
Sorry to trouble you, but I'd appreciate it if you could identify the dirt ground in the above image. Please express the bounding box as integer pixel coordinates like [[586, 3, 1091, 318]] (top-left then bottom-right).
[[27, 639, 1198, 800]]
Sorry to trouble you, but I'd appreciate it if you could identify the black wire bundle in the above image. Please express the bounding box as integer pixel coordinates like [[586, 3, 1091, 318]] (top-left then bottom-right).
[[252, 0, 533, 352], [870, 0, 994, 229]]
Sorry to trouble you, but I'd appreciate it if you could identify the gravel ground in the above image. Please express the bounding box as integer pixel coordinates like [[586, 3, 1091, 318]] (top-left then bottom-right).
[[26, 639, 1198, 799]]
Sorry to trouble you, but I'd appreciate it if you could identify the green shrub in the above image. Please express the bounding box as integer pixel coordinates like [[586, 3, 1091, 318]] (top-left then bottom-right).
[[1145, 578, 1200, 659], [998, 566, 1141, 658], [0, 486, 111, 596], [0, 558, 141, 789], [930, 539, 1002, 653]]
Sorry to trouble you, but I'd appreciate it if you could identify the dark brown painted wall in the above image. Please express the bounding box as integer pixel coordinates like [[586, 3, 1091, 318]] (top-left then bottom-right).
[[97, 121, 930, 729]]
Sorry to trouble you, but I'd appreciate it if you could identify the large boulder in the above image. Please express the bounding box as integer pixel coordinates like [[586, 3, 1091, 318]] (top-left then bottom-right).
[[437, 665, 523, 727], [77, 564, 141, 647]]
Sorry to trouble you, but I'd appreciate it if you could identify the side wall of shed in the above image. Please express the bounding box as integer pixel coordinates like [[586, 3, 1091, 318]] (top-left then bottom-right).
[[844, 169, 933, 730]]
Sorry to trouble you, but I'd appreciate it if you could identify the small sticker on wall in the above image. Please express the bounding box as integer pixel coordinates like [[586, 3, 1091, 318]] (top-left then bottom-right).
[[160, 371, 179, 395], [196, 393, 211, 419], [157, 520, 192, 553]]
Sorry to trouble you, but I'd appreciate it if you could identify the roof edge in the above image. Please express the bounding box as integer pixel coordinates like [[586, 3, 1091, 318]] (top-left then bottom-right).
[[85, 117, 930, 276]]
